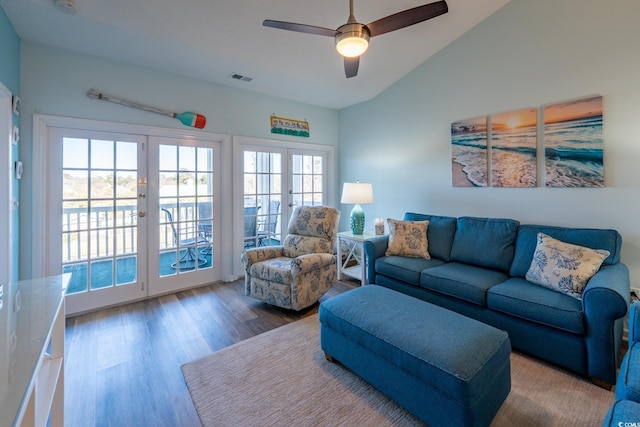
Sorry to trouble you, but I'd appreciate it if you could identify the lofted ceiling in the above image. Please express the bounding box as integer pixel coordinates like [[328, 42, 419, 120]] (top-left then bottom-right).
[[0, 0, 510, 109]]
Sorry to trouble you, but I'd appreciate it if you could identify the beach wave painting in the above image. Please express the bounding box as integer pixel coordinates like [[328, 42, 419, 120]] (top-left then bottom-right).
[[451, 116, 488, 187], [544, 95, 603, 187], [491, 108, 537, 188]]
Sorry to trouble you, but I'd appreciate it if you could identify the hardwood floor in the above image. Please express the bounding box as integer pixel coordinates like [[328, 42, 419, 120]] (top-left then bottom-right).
[[64, 278, 358, 426]]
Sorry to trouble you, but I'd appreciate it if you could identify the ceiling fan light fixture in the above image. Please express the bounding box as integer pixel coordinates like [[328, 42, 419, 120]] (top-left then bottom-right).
[[335, 24, 369, 57]]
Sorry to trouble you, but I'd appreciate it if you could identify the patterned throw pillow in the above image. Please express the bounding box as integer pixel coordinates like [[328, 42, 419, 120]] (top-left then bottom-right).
[[525, 232, 610, 299], [385, 219, 430, 259]]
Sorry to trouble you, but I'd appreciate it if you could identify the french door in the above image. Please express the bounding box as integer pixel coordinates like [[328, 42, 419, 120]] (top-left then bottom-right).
[[147, 136, 221, 296], [47, 127, 222, 315], [234, 136, 335, 275]]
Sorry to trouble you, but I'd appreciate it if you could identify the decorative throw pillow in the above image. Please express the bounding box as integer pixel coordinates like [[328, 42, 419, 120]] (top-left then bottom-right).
[[385, 219, 430, 259], [525, 232, 610, 299]]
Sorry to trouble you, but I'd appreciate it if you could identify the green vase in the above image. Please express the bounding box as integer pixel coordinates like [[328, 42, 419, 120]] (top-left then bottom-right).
[[350, 204, 365, 234]]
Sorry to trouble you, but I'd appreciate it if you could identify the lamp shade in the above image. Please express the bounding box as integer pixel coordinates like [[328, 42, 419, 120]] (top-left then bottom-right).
[[341, 182, 373, 235], [341, 182, 374, 205]]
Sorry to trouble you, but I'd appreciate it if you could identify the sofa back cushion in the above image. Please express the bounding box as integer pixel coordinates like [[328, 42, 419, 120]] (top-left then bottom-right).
[[403, 212, 457, 261], [450, 216, 520, 272], [510, 224, 622, 278]]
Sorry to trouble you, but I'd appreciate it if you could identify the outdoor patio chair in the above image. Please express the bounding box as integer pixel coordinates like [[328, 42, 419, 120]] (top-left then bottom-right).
[[161, 208, 208, 269], [244, 206, 260, 248], [258, 200, 281, 246]]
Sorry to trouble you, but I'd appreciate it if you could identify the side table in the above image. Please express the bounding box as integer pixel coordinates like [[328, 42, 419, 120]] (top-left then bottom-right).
[[336, 231, 381, 285]]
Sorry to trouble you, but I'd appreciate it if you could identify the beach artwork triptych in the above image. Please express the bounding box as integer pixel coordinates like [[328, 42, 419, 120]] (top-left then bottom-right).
[[451, 95, 603, 188]]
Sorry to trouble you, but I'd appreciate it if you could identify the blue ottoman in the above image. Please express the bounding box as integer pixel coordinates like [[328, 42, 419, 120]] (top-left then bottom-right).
[[603, 399, 640, 426], [319, 285, 511, 427], [616, 341, 640, 402]]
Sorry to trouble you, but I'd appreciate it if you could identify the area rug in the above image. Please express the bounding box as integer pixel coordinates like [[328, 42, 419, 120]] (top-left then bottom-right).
[[181, 315, 614, 426]]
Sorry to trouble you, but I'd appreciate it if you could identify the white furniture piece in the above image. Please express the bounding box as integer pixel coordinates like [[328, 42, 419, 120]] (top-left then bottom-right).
[[1, 273, 68, 427], [336, 231, 379, 285]]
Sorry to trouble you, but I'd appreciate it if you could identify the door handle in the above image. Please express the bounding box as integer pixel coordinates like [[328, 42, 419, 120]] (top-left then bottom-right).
[[138, 212, 147, 218]]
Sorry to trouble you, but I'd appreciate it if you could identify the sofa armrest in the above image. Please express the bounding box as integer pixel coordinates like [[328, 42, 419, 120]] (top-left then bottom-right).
[[582, 263, 630, 384], [292, 253, 336, 276], [363, 235, 389, 285]]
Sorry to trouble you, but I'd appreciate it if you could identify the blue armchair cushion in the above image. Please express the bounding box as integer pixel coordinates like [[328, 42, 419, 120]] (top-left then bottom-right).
[[510, 225, 622, 278], [403, 213, 457, 261], [450, 216, 519, 272], [525, 233, 610, 300], [420, 262, 510, 306], [487, 278, 584, 334]]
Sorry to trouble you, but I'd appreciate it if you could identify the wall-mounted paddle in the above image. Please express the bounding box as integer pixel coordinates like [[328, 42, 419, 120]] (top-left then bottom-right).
[[87, 88, 206, 129]]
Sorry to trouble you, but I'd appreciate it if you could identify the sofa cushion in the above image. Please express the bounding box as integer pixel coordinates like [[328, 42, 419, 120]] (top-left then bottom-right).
[[510, 224, 622, 278], [525, 233, 610, 299], [487, 278, 584, 334], [420, 262, 510, 306], [385, 219, 430, 259], [450, 217, 519, 272], [403, 213, 457, 261], [376, 256, 445, 285]]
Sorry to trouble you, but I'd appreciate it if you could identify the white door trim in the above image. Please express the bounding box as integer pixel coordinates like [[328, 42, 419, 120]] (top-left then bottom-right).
[[0, 82, 13, 284]]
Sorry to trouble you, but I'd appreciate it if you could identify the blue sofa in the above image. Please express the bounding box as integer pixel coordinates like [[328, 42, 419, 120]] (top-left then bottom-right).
[[604, 301, 640, 425], [364, 213, 630, 387]]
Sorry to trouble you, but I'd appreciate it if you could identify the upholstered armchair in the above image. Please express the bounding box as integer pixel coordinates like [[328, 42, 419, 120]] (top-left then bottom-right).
[[241, 205, 341, 311]]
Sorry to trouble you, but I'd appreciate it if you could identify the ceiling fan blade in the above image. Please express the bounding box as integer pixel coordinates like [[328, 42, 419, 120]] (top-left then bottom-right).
[[344, 56, 359, 78], [263, 20, 337, 37], [365, 0, 448, 37]]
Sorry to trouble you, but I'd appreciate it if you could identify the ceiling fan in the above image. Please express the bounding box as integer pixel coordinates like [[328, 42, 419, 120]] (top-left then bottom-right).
[[263, 0, 448, 78]]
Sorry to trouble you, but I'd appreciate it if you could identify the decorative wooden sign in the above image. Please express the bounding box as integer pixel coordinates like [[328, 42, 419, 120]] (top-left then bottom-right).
[[270, 115, 309, 137]]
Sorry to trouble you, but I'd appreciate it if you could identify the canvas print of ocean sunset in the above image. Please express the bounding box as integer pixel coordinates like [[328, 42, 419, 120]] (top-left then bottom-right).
[[491, 108, 537, 188], [544, 96, 603, 187], [451, 116, 487, 187]]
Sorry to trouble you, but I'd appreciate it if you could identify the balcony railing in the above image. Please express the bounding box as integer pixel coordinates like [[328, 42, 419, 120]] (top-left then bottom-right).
[[62, 202, 203, 263], [61, 201, 279, 264]]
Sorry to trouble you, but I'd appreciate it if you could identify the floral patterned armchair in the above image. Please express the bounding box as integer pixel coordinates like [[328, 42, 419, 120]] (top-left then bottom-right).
[[241, 205, 341, 311]]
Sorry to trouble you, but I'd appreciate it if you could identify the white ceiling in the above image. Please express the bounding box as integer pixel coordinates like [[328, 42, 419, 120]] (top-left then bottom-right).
[[0, 0, 510, 109]]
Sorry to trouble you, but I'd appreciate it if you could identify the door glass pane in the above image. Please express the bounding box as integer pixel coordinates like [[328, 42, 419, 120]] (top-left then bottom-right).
[[158, 144, 213, 276], [62, 137, 139, 294], [291, 154, 324, 206], [243, 150, 282, 249]]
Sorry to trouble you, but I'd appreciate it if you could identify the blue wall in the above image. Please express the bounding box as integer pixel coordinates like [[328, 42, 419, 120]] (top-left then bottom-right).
[[0, 7, 19, 93], [1, 5, 20, 281], [338, 0, 640, 287], [19, 41, 339, 278]]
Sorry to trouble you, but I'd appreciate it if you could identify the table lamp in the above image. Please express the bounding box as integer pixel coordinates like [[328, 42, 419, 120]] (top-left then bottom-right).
[[341, 182, 374, 234]]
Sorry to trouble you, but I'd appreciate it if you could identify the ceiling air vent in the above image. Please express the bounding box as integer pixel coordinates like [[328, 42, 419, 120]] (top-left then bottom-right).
[[229, 73, 253, 83], [54, 0, 80, 14]]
